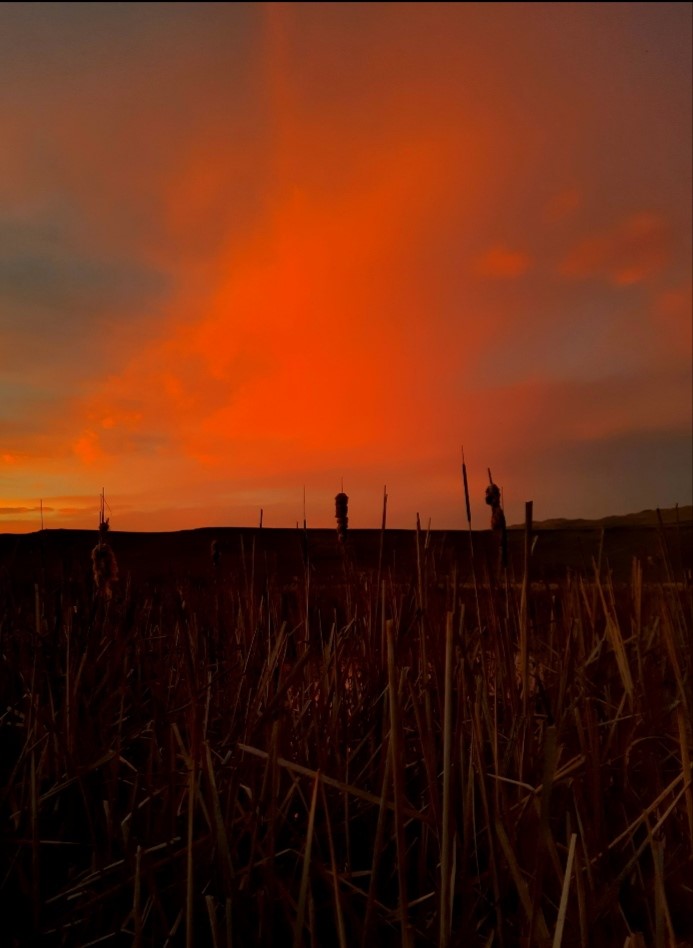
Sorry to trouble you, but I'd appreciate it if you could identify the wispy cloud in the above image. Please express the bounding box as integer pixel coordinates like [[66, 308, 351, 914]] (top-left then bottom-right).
[[560, 212, 672, 286], [474, 246, 532, 279]]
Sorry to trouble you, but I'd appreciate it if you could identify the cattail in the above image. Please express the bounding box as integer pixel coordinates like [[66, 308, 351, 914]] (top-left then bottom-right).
[[485, 476, 507, 568], [93, 490, 118, 597], [335, 492, 349, 543], [484, 482, 502, 511]]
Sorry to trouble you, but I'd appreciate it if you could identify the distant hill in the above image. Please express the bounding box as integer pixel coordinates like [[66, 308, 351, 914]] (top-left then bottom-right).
[[510, 505, 693, 530]]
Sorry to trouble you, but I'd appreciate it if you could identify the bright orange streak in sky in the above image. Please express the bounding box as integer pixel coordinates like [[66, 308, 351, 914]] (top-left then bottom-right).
[[0, 3, 691, 532]]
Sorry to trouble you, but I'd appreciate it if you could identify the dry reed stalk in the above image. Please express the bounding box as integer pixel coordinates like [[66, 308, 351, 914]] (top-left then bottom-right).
[[225, 897, 233, 948], [292, 771, 320, 948], [623, 935, 646, 948], [656, 507, 676, 586], [529, 723, 559, 941], [551, 832, 577, 948], [163, 909, 183, 947], [647, 821, 675, 948], [380, 580, 387, 664], [65, 614, 73, 758], [660, 603, 688, 711], [594, 561, 634, 702], [204, 742, 234, 893], [677, 705, 693, 851], [185, 759, 196, 948], [631, 556, 643, 684], [30, 746, 40, 926], [238, 722, 279, 891], [470, 696, 504, 947], [206, 895, 221, 948], [133, 844, 143, 948], [342, 746, 352, 878], [459, 732, 476, 908], [606, 771, 684, 852], [415, 516, 435, 748], [572, 842, 589, 948], [386, 618, 413, 948], [601, 778, 691, 913], [439, 610, 456, 948], [319, 781, 348, 948], [34, 581, 42, 642], [361, 731, 393, 948], [236, 742, 427, 820], [495, 817, 550, 942], [375, 485, 387, 643], [407, 676, 440, 828], [520, 500, 533, 717], [266, 719, 281, 902]]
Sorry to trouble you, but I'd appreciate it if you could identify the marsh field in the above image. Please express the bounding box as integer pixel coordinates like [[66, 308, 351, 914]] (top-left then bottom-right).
[[0, 519, 691, 947]]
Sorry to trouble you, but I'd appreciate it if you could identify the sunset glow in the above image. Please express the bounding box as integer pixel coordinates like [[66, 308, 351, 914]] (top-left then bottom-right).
[[1, 2, 691, 532]]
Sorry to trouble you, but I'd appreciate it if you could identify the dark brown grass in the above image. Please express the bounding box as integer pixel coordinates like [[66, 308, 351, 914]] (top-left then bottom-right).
[[0, 530, 691, 947]]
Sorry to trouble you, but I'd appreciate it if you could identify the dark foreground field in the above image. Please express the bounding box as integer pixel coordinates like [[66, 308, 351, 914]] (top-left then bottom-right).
[[1, 522, 691, 947]]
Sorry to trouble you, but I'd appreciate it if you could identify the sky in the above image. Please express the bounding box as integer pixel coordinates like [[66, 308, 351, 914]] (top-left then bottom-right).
[[1, 2, 691, 532]]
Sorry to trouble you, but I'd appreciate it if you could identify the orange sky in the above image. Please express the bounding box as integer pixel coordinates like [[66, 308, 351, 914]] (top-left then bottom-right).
[[1, 2, 691, 532]]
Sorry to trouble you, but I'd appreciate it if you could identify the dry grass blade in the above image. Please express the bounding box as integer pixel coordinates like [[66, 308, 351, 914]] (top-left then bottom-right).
[[237, 742, 428, 822], [495, 818, 549, 943], [623, 936, 646, 948], [648, 820, 675, 948], [439, 609, 457, 948], [677, 705, 693, 851], [606, 772, 683, 851], [186, 759, 196, 948], [204, 742, 234, 893], [30, 747, 40, 925], [319, 781, 348, 948], [594, 563, 634, 702], [206, 895, 221, 948], [520, 501, 533, 715], [131, 844, 143, 947], [292, 771, 320, 948], [387, 618, 413, 948], [361, 731, 393, 948], [552, 833, 577, 948]]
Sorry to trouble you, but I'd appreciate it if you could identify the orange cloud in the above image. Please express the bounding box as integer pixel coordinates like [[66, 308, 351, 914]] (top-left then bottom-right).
[[72, 430, 105, 465], [70, 115, 489, 485], [474, 245, 532, 279], [560, 212, 672, 286]]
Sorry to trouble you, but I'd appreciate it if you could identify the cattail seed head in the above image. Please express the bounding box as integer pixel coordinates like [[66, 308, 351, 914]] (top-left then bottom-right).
[[335, 492, 349, 543], [485, 483, 501, 508]]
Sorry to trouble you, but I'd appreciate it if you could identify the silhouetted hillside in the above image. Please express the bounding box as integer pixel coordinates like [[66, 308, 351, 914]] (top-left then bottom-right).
[[511, 505, 692, 530]]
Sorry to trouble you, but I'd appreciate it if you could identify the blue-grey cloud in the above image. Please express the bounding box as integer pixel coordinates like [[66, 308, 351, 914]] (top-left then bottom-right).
[[0, 213, 169, 325]]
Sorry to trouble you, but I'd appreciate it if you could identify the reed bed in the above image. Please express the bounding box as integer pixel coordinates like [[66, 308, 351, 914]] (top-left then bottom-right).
[[0, 529, 691, 947]]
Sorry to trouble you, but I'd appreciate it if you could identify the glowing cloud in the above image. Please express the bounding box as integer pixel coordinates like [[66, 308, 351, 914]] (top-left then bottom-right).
[[474, 246, 532, 279]]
